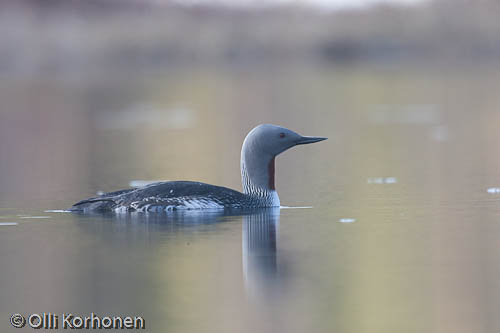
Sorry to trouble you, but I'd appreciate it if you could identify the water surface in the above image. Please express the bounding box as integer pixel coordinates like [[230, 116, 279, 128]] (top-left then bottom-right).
[[1, 65, 500, 332]]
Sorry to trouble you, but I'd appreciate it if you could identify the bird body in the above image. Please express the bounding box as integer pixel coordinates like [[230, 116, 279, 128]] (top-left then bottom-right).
[[71, 124, 326, 213]]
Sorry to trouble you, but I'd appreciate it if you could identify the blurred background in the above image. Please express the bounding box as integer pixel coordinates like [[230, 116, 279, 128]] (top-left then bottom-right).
[[2, 0, 500, 207], [2, 0, 500, 332]]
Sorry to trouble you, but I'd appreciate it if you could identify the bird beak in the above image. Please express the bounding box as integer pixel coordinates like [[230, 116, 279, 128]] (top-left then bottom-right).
[[295, 136, 328, 145]]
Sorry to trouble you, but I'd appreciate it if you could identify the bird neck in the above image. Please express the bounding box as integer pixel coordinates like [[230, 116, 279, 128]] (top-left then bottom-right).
[[241, 150, 277, 197]]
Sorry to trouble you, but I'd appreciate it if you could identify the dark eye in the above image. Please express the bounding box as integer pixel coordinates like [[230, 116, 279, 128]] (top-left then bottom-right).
[[279, 133, 285, 138]]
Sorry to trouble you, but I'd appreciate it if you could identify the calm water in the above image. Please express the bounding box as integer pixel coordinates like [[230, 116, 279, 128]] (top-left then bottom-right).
[[2, 65, 500, 332]]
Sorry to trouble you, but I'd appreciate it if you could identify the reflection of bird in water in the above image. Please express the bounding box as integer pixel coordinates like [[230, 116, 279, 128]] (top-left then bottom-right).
[[243, 208, 283, 300], [70, 124, 326, 213]]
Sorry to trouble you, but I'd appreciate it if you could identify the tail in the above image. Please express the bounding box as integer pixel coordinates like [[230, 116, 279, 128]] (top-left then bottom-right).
[[70, 198, 117, 212]]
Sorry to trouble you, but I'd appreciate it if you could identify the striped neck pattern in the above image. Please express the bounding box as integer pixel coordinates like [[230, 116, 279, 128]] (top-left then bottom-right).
[[241, 160, 280, 207]]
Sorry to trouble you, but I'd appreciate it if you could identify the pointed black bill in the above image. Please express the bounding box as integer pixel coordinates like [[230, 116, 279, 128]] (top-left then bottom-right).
[[295, 136, 328, 145]]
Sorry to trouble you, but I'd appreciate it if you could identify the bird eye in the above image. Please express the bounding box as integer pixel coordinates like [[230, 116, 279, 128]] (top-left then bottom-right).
[[279, 133, 285, 138]]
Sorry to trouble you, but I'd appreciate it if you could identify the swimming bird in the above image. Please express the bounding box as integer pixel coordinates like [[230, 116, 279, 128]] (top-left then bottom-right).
[[70, 124, 326, 213]]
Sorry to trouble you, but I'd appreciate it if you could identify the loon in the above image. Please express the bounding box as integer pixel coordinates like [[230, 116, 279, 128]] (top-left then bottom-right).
[[70, 124, 326, 213]]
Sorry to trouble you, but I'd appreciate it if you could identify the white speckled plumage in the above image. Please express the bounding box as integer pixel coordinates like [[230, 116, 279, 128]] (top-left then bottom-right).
[[71, 124, 326, 212]]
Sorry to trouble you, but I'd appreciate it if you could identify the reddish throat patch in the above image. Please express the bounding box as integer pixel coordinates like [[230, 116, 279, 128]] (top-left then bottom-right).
[[268, 157, 276, 190]]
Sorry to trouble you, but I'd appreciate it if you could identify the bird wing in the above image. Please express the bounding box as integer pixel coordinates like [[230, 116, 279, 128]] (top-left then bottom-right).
[[71, 181, 246, 212]]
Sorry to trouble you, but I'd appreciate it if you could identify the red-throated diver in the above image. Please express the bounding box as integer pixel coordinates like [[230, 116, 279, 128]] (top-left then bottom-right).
[[70, 124, 327, 212]]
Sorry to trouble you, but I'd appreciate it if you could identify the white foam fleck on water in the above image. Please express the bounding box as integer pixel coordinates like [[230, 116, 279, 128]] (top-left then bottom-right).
[[44, 210, 71, 213], [367, 177, 398, 184], [0, 222, 18, 226], [487, 187, 500, 194], [384, 177, 397, 184], [280, 206, 313, 209], [339, 218, 356, 223], [19, 216, 51, 219]]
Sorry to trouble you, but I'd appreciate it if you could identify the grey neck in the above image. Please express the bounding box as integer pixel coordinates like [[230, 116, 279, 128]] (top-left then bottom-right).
[[240, 145, 276, 197]]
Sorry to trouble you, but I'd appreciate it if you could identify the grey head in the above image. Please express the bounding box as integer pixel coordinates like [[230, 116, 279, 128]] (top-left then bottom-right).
[[240, 124, 327, 204]]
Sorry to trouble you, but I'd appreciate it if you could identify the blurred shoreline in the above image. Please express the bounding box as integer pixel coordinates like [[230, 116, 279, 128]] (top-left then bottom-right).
[[1, 0, 500, 77]]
